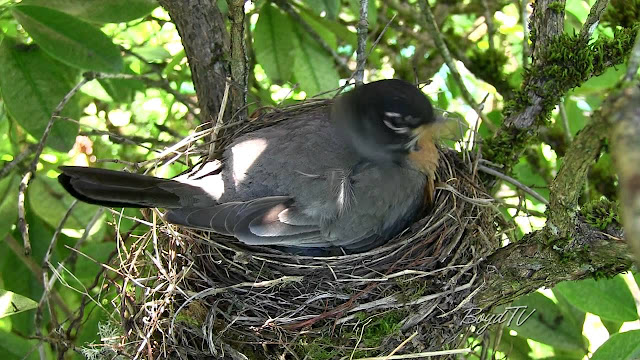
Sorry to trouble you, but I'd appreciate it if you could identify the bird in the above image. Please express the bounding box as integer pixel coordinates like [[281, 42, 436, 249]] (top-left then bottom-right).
[[58, 79, 441, 256]]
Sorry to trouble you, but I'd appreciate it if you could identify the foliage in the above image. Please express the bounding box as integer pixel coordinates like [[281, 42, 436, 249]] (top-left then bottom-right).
[[0, 0, 638, 359]]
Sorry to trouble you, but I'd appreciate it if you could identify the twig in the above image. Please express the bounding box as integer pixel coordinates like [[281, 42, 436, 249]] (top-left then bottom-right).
[[481, 0, 496, 51], [558, 98, 573, 142], [209, 79, 231, 158], [18, 76, 89, 255], [419, 0, 491, 126], [624, 28, 640, 82], [579, 0, 609, 42], [383, 331, 418, 359], [277, 1, 350, 73], [355, 0, 369, 85], [478, 164, 549, 205], [354, 348, 470, 359], [0, 144, 36, 179]]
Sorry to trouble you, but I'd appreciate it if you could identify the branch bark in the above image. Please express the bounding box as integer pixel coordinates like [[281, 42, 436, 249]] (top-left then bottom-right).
[[607, 85, 640, 265], [157, 0, 230, 125]]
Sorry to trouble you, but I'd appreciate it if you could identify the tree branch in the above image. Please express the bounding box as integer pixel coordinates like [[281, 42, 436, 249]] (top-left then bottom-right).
[[607, 84, 640, 264], [226, 0, 248, 123], [355, 0, 369, 85], [156, 0, 230, 125]]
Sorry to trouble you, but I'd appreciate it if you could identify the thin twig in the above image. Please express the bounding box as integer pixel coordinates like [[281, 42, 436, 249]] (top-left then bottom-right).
[[478, 164, 550, 205], [558, 98, 573, 142], [419, 0, 491, 126], [354, 348, 471, 359], [481, 0, 496, 51], [355, 0, 369, 85], [209, 79, 231, 158], [0, 144, 36, 179], [18, 76, 89, 255]]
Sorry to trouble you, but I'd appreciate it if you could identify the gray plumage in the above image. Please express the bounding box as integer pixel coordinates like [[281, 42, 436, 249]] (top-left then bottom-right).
[[59, 79, 436, 256]]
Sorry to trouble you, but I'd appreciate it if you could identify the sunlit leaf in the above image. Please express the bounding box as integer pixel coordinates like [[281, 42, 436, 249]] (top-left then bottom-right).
[[507, 292, 588, 353], [254, 4, 295, 83], [12, 5, 124, 73], [591, 330, 640, 360], [28, 176, 100, 230], [555, 275, 638, 322], [0, 38, 80, 151], [0, 289, 37, 318], [0, 173, 19, 239], [22, 0, 157, 23]]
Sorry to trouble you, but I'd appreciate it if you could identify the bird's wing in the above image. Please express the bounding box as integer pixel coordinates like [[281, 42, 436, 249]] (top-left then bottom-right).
[[165, 196, 331, 247]]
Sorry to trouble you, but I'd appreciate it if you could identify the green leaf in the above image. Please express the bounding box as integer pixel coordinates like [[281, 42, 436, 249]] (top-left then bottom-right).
[[512, 158, 550, 202], [496, 330, 532, 360], [0, 38, 80, 151], [601, 319, 624, 335], [507, 292, 588, 353], [562, 99, 586, 137], [591, 330, 640, 360], [254, 4, 296, 83], [28, 175, 100, 230], [22, 0, 157, 23], [297, 5, 357, 47], [12, 5, 124, 73], [0, 173, 19, 239], [0, 329, 40, 360], [291, 22, 340, 97], [304, 0, 339, 20], [555, 275, 638, 322], [0, 289, 38, 318]]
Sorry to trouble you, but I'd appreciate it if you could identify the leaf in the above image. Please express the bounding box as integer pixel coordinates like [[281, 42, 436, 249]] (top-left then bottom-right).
[[601, 319, 624, 335], [0, 289, 38, 318], [590, 330, 640, 360], [12, 5, 124, 73], [0, 329, 40, 360], [0, 173, 19, 239], [28, 175, 100, 230], [254, 4, 296, 83], [303, 0, 340, 20], [0, 38, 80, 151], [555, 275, 638, 322], [496, 330, 532, 360], [562, 99, 587, 137], [22, 0, 157, 23], [512, 158, 550, 202], [291, 22, 340, 97], [507, 292, 588, 353]]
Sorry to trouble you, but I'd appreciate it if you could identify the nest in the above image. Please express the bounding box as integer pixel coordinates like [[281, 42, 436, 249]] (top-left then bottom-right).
[[93, 101, 500, 360]]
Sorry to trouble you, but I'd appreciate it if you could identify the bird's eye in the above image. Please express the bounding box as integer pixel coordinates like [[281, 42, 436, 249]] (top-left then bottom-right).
[[383, 113, 410, 134]]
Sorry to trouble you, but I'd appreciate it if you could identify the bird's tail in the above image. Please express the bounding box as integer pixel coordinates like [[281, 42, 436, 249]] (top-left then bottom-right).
[[58, 166, 211, 209]]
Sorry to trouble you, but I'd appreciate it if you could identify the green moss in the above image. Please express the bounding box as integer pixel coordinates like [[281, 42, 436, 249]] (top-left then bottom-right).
[[581, 197, 620, 230], [485, 27, 638, 170], [548, 2, 565, 12], [603, 0, 640, 28], [467, 48, 515, 96]]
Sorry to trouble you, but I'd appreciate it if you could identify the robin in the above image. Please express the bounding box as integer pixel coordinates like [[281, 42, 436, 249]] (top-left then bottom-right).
[[59, 79, 441, 256]]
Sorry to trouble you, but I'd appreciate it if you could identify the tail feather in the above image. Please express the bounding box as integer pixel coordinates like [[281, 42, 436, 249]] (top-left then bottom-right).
[[58, 166, 198, 208]]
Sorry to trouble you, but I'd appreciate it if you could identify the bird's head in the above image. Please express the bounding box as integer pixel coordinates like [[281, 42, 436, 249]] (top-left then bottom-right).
[[330, 79, 440, 175]]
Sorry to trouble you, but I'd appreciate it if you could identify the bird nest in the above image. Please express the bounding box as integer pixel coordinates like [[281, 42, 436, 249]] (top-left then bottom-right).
[[93, 100, 500, 359]]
